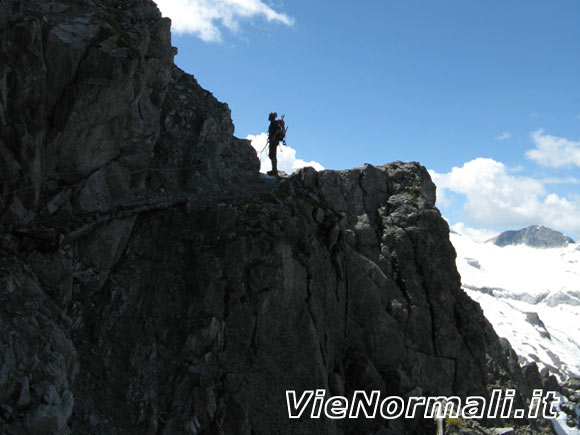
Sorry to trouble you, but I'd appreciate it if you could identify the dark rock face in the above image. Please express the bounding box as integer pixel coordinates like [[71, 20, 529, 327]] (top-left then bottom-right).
[[1, 0, 172, 223], [0, 1, 556, 434], [489, 225, 574, 248], [560, 378, 580, 429]]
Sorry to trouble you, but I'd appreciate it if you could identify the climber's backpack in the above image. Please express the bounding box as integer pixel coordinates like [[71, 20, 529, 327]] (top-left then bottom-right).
[[277, 117, 287, 143]]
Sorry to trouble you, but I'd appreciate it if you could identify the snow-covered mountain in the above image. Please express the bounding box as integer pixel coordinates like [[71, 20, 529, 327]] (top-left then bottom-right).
[[450, 227, 580, 380], [487, 225, 575, 248]]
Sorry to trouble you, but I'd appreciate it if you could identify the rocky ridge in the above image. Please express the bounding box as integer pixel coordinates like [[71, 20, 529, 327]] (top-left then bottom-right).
[[489, 226, 575, 248], [0, 0, 559, 434]]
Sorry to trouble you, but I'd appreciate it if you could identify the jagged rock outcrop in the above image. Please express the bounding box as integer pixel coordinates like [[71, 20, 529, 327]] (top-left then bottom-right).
[[489, 225, 574, 248], [0, 1, 557, 434], [68, 162, 555, 435]]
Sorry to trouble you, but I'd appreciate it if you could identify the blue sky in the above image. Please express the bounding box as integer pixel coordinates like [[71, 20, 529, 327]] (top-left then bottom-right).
[[154, 0, 580, 240]]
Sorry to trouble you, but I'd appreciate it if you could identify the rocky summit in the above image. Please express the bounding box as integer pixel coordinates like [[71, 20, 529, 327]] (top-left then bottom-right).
[[0, 1, 559, 434], [489, 225, 575, 248]]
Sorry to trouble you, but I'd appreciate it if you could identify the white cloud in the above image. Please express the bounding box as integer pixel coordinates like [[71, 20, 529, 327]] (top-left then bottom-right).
[[450, 222, 499, 243], [247, 133, 324, 174], [430, 157, 580, 236], [154, 0, 294, 42], [496, 131, 511, 141], [526, 129, 580, 168], [541, 177, 580, 185]]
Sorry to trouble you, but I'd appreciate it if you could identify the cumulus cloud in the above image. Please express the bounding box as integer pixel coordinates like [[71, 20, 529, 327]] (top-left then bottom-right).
[[496, 131, 511, 141], [154, 0, 294, 42], [430, 158, 580, 236], [526, 129, 580, 168], [450, 222, 499, 243], [247, 133, 324, 174]]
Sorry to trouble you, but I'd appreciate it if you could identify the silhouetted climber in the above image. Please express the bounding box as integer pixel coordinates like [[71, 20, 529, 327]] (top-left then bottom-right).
[[266, 112, 286, 176]]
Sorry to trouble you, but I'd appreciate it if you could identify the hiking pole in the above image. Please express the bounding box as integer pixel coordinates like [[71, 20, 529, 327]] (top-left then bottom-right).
[[260, 138, 269, 154]]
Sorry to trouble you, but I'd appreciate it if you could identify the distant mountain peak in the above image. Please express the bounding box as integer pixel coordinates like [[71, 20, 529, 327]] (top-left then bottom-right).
[[488, 225, 575, 248]]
